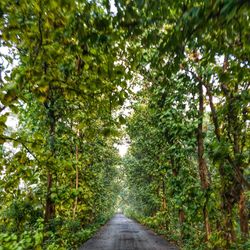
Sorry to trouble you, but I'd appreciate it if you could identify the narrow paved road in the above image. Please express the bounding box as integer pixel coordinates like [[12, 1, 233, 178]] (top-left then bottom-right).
[[79, 214, 178, 250]]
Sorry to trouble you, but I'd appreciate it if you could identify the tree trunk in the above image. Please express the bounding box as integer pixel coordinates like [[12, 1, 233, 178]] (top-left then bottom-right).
[[172, 163, 186, 239], [223, 200, 236, 247], [73, 143, 79, 219], [218, 162, 236, 247], [239, 191, 249, 238], [203, 56, 249, 244], [161, 179, 167, 211], [45, 171, 55, 222], [44, 92, 56, 223], [179, 209, 185, 225], [197, 80, 211, 241], [205, 82, 237, 244], [161, 179, 168, 231]]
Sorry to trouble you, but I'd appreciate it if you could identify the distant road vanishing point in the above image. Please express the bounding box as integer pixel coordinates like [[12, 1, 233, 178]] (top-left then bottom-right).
[[79, 214, 178, 250]]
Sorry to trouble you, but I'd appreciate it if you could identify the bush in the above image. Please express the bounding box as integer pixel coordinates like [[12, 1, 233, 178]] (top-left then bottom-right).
[[0, 218, 44, 250]]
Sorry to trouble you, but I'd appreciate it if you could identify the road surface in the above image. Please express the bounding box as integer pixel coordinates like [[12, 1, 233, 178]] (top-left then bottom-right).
[[79, 214, 178, 250]]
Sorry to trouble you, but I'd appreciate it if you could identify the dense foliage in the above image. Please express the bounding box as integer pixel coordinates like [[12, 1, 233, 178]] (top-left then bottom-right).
[[0, 0, 249, 249], [120, 1, 250, 249], [0, 0, 127, 249]]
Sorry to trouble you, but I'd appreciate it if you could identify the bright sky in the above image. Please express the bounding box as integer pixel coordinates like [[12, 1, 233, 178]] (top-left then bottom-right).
[[110, 0, 117, 14], [116, 143, 128, 157]]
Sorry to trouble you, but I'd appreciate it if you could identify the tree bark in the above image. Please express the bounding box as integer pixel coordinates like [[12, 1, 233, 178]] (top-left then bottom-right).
[[197, 80, 211, 241], [45, 172, 55, 222], [161, 179, 167, 211], [172, 162, 186, 239], [179, 209, 185, 225], [239, 191, 249, 239], [192, 56, 249, 244], [220, 191, 236, 247], [161, 179, 168, 231], [73, 142, 79, 219], [222, 56, 248, 240], [44, 91, 56, 223]]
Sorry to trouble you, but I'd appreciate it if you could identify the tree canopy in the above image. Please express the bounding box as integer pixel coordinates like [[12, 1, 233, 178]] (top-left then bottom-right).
[[0, 0, 249, 249]]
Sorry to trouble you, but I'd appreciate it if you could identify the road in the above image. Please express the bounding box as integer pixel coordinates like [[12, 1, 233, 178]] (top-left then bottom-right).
[[79, 214, 178, 250]]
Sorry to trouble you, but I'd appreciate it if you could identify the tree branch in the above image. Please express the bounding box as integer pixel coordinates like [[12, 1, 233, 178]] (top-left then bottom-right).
[[0, 136, 40, 163]]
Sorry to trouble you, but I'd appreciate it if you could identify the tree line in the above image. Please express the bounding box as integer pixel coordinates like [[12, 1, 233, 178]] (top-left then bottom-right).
[[120, 1, 249, 249]]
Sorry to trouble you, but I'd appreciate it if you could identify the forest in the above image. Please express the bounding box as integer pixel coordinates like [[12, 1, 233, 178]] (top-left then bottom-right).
[[0, 0, 249, 249]]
